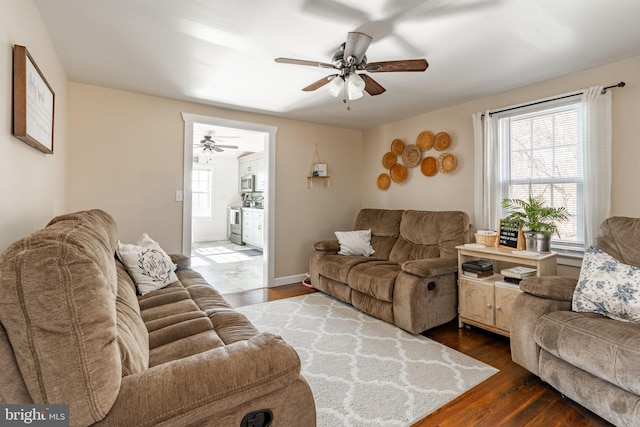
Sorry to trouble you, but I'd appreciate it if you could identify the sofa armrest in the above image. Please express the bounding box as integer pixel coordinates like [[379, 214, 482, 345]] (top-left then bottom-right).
[[314, 239, 340, 252], [170, 253, 191, 269], [401, 257, 458, 278], [98, 333, 311, 427], [519, 276, 578, 301], [510, 292, 573, 376]]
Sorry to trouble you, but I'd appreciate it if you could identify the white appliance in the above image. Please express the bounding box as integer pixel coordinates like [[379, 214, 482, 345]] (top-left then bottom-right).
[[240, 174, 254, 192]]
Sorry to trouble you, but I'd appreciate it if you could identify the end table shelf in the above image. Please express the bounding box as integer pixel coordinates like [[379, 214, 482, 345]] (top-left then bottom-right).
[[456, 245, 557, 337]]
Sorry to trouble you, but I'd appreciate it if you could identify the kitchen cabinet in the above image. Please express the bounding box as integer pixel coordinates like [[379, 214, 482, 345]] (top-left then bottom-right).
[[242, 208, 264, 249], [238, 152, 265, 192], [456, 245, 557, 337]]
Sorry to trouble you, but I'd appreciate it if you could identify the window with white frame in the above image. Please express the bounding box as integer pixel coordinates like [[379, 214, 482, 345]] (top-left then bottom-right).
[[474, 86, 612, 253], [497, 97, 584, 251], [192, 167, 213, 218]]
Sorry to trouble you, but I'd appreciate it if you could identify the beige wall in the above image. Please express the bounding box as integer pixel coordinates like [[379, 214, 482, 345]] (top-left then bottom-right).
[[67, 83, 362, 279], [0, 0, 69, 252]]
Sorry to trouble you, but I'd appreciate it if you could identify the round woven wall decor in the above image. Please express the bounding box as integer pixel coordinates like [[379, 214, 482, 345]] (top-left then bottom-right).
[[382, 151, 397, 169], [421, 156, 437, 177], [377, 173, 391, 190], [437, 152, 458, 173], [390, 163, 407, 183], [434, 132, 451, 151], [416, 131, 434, 151], [391, 139, 405, 155], [401, 144, 421, 168]]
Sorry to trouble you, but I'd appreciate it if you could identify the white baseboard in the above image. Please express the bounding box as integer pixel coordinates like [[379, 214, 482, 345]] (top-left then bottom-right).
[[272, 273, 306, 287]]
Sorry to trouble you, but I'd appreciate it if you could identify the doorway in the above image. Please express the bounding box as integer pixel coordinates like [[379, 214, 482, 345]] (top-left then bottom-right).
[[181, 113, 277, 291]]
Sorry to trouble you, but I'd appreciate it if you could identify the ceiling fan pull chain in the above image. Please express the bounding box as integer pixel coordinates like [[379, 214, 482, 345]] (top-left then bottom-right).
[[343, 81, 351, 110]]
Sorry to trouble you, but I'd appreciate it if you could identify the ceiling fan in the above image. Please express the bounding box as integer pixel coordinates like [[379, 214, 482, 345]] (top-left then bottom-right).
[[275, 32, 428, 105], [199, 135, 239, 153]]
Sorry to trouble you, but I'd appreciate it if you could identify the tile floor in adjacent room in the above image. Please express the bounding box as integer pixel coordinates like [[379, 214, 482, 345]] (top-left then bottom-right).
[[191, 240, 264, 294]]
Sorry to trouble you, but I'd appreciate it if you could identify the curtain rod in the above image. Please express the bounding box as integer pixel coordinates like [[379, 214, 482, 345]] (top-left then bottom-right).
[[484, 81, 625, 117]]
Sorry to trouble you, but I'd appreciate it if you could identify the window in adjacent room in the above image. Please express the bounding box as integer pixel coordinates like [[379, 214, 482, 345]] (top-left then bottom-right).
[[192, 167, 213, 218]]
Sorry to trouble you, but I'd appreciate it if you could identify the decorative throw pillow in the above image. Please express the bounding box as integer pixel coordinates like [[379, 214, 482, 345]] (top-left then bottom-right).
[[334, 229, 375, 257], [116, 233, 178, 295], [572, 245, 640, 323]]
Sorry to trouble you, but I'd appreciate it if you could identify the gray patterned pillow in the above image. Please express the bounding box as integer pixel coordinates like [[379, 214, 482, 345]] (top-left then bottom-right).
[[572, 245, 640, 323], [116, 234, 178, 295]]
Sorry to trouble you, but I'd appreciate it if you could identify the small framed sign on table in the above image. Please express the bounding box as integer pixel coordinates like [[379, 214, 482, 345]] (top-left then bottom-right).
[[498, 219, 525, 250], [13, 45, 55, 154]]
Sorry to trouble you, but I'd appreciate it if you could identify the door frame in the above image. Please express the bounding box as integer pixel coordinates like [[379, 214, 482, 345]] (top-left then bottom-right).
[[181, 112, 278, 287]]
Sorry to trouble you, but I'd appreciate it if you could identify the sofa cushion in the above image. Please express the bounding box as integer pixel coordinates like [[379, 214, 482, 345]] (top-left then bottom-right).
[[335, 229, 375, 256], [534, 310, 640, 395], [348, 261, 400, 302], [115, 261, 149, 376], [354, 209, 403, 259], [573, 245, 640, 323], [314, 254, 374, 283], [116, 234, 178, 295], [594, 216, 640, 269], [389, 210, 469, 265], [0, 209, 121, 426]]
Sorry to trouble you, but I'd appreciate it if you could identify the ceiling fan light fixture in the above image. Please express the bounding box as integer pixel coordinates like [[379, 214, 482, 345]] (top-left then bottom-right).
[[327, 76, 344, 97], [201, 146, 214, 163], [347, 73, 365, 100]]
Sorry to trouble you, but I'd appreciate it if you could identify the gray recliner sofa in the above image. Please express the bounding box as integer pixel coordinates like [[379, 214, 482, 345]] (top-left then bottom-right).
[[309, 208, 471, 334], [510, 217, 640, 426], [0, 209, 315, 427]]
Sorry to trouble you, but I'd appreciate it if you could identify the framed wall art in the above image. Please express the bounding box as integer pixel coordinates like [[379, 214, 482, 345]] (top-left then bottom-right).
[[13, 45, 55, 154], [313, 163, 327, 177]]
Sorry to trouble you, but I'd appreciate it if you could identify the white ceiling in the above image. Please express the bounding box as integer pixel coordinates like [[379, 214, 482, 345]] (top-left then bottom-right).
[[34, 0, 640, 130]]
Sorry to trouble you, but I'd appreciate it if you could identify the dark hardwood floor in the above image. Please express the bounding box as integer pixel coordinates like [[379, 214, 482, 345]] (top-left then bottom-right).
[[226, 283, 613, 427]]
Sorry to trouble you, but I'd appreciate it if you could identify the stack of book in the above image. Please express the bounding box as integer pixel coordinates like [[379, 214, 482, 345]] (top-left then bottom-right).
[[500, 266, 537, 284], [462, 259, 494, 278]]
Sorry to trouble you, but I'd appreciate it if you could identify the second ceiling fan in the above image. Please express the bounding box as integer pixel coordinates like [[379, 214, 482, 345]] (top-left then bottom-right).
[[199, 135, 238, 153], [275, 32, 428, 104]]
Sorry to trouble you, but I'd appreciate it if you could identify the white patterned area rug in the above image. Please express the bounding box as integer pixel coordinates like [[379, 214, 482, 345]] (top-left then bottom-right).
[[237, 293, 498, 427]]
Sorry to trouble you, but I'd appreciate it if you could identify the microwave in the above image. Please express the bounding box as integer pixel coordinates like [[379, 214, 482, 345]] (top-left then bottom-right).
[[240, 174, 254, 192]]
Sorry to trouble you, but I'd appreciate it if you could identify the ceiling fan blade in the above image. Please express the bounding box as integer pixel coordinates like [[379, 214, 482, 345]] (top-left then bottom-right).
[[302, 74, 338, 92], [216, 144, 239, 149], [275, 57, 335, 69], [212, 146, 223, 152], [365, 59, 429, 72], [343, 32, 372, 64], [361, 74, 386, 96]]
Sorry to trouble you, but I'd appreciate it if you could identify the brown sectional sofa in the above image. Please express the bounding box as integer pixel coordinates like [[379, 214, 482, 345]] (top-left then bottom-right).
[[0, 210, 315, 427], [511, 217, 640, 426], [309, 209, 471, 334]]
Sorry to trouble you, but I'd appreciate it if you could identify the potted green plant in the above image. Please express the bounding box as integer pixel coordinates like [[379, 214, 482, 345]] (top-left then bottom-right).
[[501, 195, 569, 252]]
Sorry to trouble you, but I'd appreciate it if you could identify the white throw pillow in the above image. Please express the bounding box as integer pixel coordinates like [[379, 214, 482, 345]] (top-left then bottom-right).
[[116, 233, 178, 295], [334, 229, 375, 257], [572, 245, 640, 323]]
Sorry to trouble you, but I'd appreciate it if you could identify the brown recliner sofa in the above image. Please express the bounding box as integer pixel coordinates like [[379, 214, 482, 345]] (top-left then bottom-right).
[[0, 209, 315, 427], [511, 217, 640, 427], [309, 209, 471, 334]]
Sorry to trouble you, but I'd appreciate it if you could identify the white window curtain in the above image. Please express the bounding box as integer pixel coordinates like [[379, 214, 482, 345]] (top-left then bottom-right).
[[582, 86, 612, 245], [472, 111, 500, 231], [473, 86, 612, 247]]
